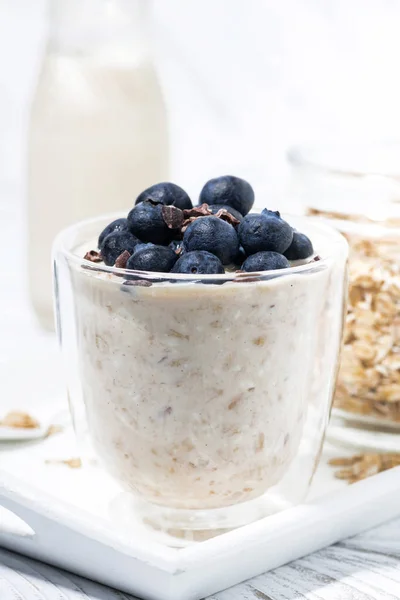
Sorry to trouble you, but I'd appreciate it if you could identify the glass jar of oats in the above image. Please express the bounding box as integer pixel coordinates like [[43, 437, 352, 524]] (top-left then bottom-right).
[[289, 143, 400, 450]]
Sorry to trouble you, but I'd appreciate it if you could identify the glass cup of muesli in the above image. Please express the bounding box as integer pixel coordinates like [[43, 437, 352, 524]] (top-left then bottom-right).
[[53, 212, 347, 532]]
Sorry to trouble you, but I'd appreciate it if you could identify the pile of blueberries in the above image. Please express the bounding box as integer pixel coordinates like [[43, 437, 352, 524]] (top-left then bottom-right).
[[93, 176, 313, 275]]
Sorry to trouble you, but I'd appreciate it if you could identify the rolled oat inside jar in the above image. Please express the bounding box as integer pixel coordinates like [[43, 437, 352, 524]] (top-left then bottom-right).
[[289, 142, 400, 442]]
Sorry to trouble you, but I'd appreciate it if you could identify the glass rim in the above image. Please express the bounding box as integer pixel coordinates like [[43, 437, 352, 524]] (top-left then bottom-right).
[[287, 142, 400, 179], [53, 211, 348, 282]]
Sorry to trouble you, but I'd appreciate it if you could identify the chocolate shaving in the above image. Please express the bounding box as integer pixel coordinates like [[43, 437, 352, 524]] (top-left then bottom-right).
[[115, 250, 131, 268], [313, 255, 321, 262], [181, 216, 200, 233], [180, 204, 240, 232], [123, 279, 153, 287], [84, 250, 102, 263], [213, 208, 240, 226], [82, 264, 104, 273], [161, 205, 184, 230], [233, 277, 259, 283], [182, 203, 212, 219]]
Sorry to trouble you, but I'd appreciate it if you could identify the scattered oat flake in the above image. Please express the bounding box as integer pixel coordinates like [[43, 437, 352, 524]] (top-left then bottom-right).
[[0, 411, 40, 429], [84, 250, 102, 263], [46, 458, 82, 469], [44, 424, 64, 438], [168, 329, 189, 340], [328, 456, 364, 467], [161, 205, 184, 229], [329, 453, 400, 483]]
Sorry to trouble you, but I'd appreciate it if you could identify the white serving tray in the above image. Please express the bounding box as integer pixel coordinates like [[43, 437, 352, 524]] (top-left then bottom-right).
[[1, 441, 400, 600]]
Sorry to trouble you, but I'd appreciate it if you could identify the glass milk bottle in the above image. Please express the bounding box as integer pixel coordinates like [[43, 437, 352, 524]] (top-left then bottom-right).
[[28, 0, 169, 329]]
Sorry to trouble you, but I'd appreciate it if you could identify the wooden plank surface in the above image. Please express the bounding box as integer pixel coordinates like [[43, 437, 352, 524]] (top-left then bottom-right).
[[1, 517, 400, 599], [212, 517, 400, 599]]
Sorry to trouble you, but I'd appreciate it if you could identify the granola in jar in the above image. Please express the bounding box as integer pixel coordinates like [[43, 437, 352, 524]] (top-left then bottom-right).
[[288, 142, 400, 439], [308, 211, 400, 426]]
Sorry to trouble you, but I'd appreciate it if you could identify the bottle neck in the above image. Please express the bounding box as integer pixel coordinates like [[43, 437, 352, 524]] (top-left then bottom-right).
[[48, 0, 150, 61]]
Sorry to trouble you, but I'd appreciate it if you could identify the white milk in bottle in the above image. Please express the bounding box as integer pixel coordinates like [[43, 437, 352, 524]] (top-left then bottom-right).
[[28, 0, 168, 329]]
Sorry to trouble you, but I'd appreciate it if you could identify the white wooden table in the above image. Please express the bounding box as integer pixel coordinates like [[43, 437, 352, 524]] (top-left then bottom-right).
[[1, 517, 400, 599]]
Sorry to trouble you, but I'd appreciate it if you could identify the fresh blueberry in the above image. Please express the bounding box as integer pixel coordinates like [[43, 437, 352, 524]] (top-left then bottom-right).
[[262, 208, 281, 219], [199, 176, 254, 216], [242, 251, 290, 272], [171, 251, 224, 275], [238, 213, 293, 255], [236, 246, 247, 266], [183, 216, 239, 265], [126, 245, 178, 273], [284, 231, 314, 260], [98, 218, 128, 248], [100, 230, 140, 266], [127, 200, 175, 245], [208, 204, 243, 221], [135, 182, 192, 210], [133, 242, 154, 253]]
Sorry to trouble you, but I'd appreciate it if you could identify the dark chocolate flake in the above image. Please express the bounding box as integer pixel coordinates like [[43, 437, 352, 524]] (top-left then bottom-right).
[[115, 250, 131, 268], [84, 250, 102, 263], [213, 208, 240, 227], [181, 216, 199, 233], [181, 203, 240, 233], [122, 279, 153, 287], [182, 203, 212, 219], [233, 272, 260, 283], [82, 264, 104, 273], [161, 205, 184, 230]]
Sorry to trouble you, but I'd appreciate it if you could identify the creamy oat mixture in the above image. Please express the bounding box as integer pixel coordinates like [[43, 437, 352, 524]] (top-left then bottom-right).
[[70, 230, 345, 510]]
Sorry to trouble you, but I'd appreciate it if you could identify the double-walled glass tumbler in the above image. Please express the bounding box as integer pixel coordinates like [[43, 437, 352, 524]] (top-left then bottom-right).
[[54, 213, 347, 532]]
